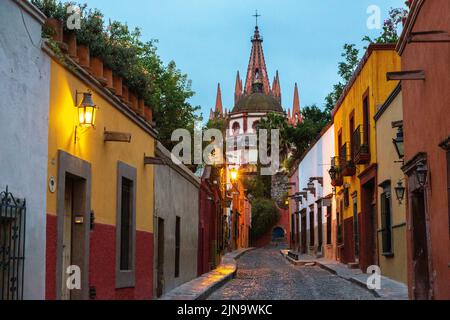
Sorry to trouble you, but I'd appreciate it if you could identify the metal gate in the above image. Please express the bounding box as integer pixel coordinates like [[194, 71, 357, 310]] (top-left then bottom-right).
[[0, 186, 26, 300]]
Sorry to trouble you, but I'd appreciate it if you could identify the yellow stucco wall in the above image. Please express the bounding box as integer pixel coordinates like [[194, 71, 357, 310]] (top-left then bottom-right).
[[333, 47, 401, 220], [375, 88, 407, 284], [46, 60, 155, 233]]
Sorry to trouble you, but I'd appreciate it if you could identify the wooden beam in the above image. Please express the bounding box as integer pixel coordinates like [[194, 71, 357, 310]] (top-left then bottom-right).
[[104, 131, 132, 143], [408, 31, 450, 43], [144, 156, 166, 165], [387, 70, 425, 81], [392, 120, 403, 128]]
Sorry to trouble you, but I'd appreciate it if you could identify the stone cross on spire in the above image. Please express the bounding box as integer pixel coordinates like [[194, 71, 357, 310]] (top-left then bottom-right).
[[244, 13, 271, 95], [253, 10, 261, 27]]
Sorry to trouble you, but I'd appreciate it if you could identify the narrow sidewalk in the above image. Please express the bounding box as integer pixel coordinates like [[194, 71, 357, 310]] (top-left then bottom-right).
[[160, 248, 254, 300], [281, 250, 408, 300]]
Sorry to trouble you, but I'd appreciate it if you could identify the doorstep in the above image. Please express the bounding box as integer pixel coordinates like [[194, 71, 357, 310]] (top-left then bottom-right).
[[160, 248, 254, 300]]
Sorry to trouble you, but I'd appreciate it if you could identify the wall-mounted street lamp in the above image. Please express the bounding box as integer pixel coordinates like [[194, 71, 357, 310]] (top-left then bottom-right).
[[230, 168, 239, 183], [392, 123, 404, 159], [76, 91, 98, 128], [415, 161, 428, 188], [394, 181, 406, 204], [75, 90, 98, 144]]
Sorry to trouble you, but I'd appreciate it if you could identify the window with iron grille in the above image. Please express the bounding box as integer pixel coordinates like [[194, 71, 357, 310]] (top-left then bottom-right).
[[380, 184, 393, 255], [0, 187, 26, 300]]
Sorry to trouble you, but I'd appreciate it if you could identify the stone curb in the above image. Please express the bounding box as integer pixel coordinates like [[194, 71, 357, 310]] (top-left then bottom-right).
[[281, 250, 407, 299], [160, 248, 255, 300]]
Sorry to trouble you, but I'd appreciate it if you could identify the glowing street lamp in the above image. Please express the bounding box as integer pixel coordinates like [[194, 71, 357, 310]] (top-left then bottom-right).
[[230, 169, 238, 183], [76, 90, 98, 128]]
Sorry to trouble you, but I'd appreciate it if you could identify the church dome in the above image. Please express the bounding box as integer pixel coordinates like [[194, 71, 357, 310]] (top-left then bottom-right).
[[232, 92, 284, 114]]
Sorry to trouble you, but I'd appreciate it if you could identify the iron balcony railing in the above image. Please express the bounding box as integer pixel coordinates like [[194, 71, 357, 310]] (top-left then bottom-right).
[[352, 125, 370, 164], [339, 143, 356, 176]]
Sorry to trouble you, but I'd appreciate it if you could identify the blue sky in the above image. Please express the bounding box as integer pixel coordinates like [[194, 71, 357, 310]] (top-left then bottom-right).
[[86, 0, 405, 119]]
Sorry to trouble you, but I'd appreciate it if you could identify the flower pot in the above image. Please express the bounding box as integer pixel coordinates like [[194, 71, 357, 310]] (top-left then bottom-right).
[[144, 105, 153, 123], [90, 57, 107, 85], [77, 45, 90, 71], [45, 18, 63, 43], [113, 75, 123, 97], [121, 85, 129, 103], [138, 98, 145, 116], [129, 92, 138, 111], [104, 67, 114, 90], [63, 31, 78, 60]]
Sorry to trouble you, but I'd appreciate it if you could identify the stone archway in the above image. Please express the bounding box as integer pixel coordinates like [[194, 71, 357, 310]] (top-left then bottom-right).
[[272, 226, 286, 242]]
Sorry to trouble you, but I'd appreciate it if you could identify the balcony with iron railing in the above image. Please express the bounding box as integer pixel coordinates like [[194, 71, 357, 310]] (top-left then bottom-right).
[[339, 142, 356, 176], [352, 125, 370, 164]]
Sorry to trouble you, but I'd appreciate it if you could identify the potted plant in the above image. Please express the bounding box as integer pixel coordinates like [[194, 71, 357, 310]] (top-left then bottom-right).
[[144, 105, 153, 123], [63, 31, 78, 60], [138, 98, 145, 117], [90, 57, 107, 85], [112, 74, 123, 96], [77, 45, 90, 71], [121, 85, 129, 103], [103, 67, 114, 90], [129, 91, 138, 111], [32, 0, 67, 42]]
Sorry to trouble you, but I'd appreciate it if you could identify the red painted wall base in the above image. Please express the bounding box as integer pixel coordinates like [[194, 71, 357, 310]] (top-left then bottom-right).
[[46, 214, 153, 300]]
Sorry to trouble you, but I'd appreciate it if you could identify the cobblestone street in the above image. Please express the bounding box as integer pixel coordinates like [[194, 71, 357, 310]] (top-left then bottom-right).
[[208, 247, 378, 300]]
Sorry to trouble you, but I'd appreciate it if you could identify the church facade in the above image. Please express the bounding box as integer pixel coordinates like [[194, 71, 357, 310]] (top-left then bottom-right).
[[210, 24, 303, 167]]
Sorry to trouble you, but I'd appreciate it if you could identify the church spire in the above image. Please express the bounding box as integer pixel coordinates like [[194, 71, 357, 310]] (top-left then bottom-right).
[[292, 83, 302, 125], [235, 71, 243, 104], [272, 70, 281, 103], [215, 83, 223, 117], [244, 20, 271, 95]]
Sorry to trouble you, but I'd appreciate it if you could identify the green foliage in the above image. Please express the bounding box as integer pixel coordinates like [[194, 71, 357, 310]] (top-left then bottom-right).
[[31, 0, 71, 21], [324, 5, 407, 117], [251, 198, 280, 239], [244, 175, 272, 199], [256, 113, 291, 163], [324, 44, 360, 116], [338, 44, 360, 83], [34, 0, 201, 155], [206, 114, 227, 133], [363, 7, 409, 46], [288, 105, 330, 159]]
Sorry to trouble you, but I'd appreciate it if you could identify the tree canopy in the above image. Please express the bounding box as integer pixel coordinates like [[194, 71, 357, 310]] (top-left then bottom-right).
[[32, 0, 201, 152]]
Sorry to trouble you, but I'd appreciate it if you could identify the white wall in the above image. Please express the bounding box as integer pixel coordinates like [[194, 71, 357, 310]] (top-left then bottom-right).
[[298, 125, 335, 231], [0, 0, 50, 299]]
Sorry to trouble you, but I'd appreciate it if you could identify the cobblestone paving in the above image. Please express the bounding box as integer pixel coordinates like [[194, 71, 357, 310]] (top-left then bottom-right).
[[208, 247, 378, 300]]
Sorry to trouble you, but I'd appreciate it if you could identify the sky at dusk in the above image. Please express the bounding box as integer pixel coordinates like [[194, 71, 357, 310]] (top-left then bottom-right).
[[85, 0, 406, 119]]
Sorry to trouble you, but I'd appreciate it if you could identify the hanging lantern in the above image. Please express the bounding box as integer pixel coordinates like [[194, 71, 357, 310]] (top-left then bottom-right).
[[392, 126, 404, 159], [415, 161, 428, 188], [394, 181, 406, 204], [77, 91, 98, 128]]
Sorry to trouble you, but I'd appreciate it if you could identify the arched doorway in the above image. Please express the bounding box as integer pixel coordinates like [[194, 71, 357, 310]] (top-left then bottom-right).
[[272, 227, 285, 242]]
